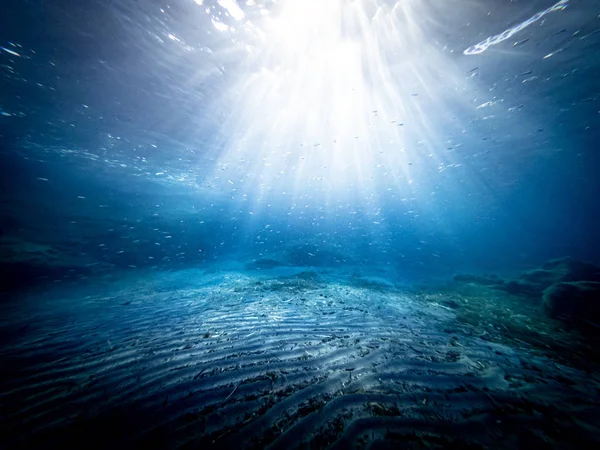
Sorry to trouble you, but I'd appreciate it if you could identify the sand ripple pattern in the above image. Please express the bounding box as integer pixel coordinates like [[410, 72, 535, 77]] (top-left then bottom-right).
[[1, 273, 599, 449]]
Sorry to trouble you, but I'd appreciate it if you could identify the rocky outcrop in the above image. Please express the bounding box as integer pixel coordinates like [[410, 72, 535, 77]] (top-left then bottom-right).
[[499, 257, 600, 298], [542, 257, 600, 282], [543, 281, 600, 324], [453, 257, 600, 327]]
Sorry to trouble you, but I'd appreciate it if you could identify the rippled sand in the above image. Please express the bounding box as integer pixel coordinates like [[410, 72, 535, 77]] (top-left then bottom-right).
[[2, 268, 599, 449]]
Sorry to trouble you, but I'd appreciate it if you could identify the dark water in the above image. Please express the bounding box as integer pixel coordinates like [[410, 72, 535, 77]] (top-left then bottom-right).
[[1, 0, 600, 448]]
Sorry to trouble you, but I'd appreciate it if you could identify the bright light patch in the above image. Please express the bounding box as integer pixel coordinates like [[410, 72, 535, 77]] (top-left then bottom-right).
[[218, 0, 245, 21], [189, 0, 527, 215], [211, 18, 229, 32]]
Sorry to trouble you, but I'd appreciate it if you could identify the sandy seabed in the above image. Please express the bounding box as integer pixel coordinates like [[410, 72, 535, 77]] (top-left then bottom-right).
[[1, 267, 599, 449]]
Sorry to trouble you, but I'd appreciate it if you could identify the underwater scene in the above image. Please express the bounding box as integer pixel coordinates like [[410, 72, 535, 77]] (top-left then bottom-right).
[[1, 0, 600, 448]]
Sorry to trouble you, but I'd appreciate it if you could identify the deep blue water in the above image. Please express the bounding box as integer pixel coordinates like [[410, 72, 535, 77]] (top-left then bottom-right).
[[2, 0, 599, 288], [1, 1, 600, 448]]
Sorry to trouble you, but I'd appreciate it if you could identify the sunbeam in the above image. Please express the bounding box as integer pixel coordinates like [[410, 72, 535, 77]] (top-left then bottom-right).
[[3, 0, 600, 447], [201, 0, 478, 211]]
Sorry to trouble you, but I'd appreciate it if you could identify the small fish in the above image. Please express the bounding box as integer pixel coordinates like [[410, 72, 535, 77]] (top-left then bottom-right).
[[0, 46, 20, 57], [513, 38, 529, 47], [543, 48, 564, 59], [522, 76, 538, 83]]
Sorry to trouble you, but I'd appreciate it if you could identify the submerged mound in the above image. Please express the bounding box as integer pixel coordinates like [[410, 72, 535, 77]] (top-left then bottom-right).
[[349, 272, 398, 292], [542, 257, 600, 282], [452, 257, 600, 331], [454, 257, 600, 301], [543, 281, 600, 324], [502, 257, 600, 298]]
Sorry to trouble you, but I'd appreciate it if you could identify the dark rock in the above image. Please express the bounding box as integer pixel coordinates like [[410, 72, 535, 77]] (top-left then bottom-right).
[[442, 299, 460, 309], [502, 270, 558, 297], [349, 274, 396, 292], [501, 280, 541, 297], [542, 257, 600, 282], [295, 271, 319, 281], [519, 269, 557, 283], [498, 257, 600, 298], [543, 281, 600, 324]]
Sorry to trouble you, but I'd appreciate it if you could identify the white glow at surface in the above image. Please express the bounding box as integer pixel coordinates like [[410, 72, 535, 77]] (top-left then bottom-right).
[[218, 0, 245, 21], [202, 0, 478, 205], [211, 18, 230, 32], [182, 0, 551, 219]]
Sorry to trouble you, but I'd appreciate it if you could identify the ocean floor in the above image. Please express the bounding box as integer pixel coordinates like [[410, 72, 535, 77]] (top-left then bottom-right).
[[1, 265, 600, 449]]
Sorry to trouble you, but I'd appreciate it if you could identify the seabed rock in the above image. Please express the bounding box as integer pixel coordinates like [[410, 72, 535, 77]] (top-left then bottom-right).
[[543, 281, 600, 324], [499, 257, 600, 299], [452, 257, 600, 327], [542, 257, 600, 282]]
